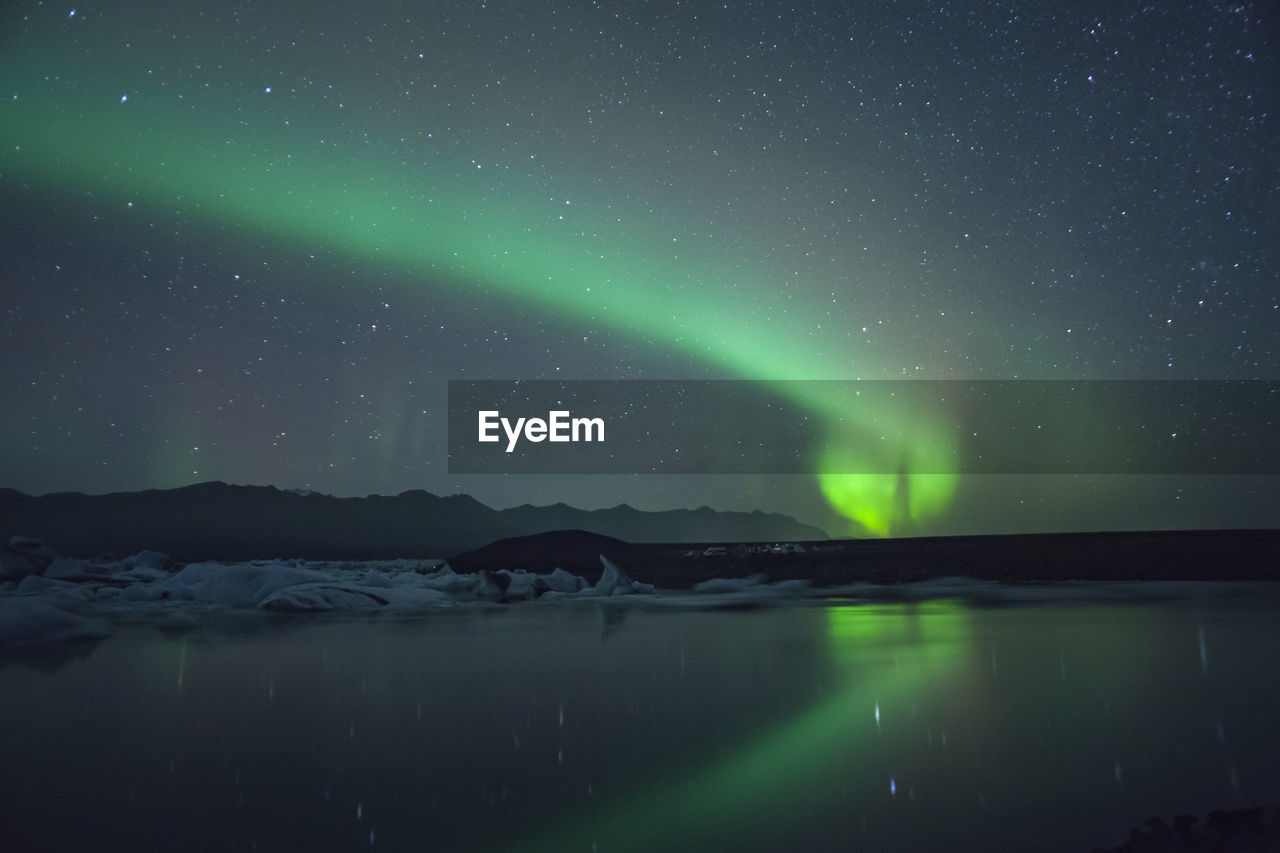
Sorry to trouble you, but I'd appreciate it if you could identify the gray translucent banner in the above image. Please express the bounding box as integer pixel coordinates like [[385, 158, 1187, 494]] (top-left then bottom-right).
[[447, 380, 1278, 474]]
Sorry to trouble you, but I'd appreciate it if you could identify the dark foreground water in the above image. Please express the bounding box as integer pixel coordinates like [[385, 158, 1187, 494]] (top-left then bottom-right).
[[2, 592, 1279, 852]]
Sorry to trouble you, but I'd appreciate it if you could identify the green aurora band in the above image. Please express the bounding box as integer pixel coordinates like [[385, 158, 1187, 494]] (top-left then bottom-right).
[[1, 38, 959, 534]]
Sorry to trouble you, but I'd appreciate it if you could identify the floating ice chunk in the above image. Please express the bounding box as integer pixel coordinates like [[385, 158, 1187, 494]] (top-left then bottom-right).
[[593, 557, 626, 596], [541, 567, 587, 594], [693, 574, 767, 594], [419, 564, 475, 594], [593, 556, 654, 597], [472, 571, 508, 602], [258, 587, 336, 612], [120, 565, 171, 583], [116, 581, 172, 602], [17, 575, 78, 595], [96, 550, 174, 582], [499, 570, 538, 600], [42, 557, 91, 582], [682, 575, 812, 607], [1, 536, 58, 579], [374, 586, 453, 609], [259, 583, 388, 612], [258, 579, 453, 612], [118, 550, 172, 572], [367, 558, 442, 574], [361, 570, 393, 588], [387, 571, 431, 588], [168, 562, 329, 607], [0, 594, 112, 644]]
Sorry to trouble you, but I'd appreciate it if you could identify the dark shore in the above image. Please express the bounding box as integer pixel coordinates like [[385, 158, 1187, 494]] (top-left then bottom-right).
[[448, 528, 1280, 588]]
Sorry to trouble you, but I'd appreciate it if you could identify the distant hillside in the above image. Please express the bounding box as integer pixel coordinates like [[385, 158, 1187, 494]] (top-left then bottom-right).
[[497, 501, 826, 545], [0, 482, 827, 561], [446, 529, 641, 582], [454, 528, 1280, 588]]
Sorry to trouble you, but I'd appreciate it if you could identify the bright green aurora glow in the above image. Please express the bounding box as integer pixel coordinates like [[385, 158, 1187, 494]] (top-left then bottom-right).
[[0, 33, 958, 534]]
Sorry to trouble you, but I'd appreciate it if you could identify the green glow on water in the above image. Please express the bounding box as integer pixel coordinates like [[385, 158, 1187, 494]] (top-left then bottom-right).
[[512, 602, 972, 852]]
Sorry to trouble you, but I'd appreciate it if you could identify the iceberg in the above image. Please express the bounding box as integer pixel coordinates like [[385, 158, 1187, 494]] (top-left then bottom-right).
[[418, 564, 476, 594], [0, 593, 112, 645], [693, 574, 768, 594], [166, 561, 331, 607], [592, 555, 655, 597], [541, 567, 588, 594], [0, 543, 660, 647]]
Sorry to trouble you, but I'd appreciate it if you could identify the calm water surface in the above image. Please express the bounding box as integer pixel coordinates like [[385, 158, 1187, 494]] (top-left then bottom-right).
[[2, 592, 1279, 852]]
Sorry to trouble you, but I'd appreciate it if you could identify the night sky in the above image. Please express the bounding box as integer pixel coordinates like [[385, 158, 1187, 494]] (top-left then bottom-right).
[[2, 1, 1276, 537]]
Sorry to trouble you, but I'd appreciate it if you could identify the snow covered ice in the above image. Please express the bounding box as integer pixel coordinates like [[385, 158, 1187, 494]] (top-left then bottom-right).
[[2, 535, 1269, 646], [0, 537, 658, 645]]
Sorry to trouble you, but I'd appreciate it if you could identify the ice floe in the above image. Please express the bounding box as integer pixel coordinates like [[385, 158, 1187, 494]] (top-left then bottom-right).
[[594, 555, 655, 597], [2, 536, 1276, 647], [0, 538, 658, 645], [0, 593, 112, 644]]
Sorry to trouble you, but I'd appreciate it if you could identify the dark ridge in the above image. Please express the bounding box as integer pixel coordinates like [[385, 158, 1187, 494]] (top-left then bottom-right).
[[446, 529, 640, 582], [448, 528, 1280, 589], [0, 482, 825, 562], [0, 482, 515, 561], [495, 501, 827, 543], [1092, 804, 1280, 852]]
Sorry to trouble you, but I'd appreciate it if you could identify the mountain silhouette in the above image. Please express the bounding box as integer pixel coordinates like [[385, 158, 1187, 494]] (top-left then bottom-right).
[[0, 482, 827, 561]]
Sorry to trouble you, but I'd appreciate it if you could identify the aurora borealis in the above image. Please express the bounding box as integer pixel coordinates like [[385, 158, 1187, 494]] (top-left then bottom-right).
[[1, 1, 1277, 535]]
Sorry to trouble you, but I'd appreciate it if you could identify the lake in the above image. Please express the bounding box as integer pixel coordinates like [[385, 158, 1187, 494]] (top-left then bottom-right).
[[2, 590, 1278, 851]]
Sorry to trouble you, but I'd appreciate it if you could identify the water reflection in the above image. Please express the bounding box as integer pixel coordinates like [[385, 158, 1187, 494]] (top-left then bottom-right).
[[518, 601, 974, 852], [0, 595, 1277, 852]]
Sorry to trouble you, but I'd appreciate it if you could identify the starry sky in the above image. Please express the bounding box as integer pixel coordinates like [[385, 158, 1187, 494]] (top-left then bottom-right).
[[1, 0, 1277, 537]]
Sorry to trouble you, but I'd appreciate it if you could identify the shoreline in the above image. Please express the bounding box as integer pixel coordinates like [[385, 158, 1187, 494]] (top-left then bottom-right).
[[4, 527, 1277, 648], [448, 527, 1280, 588]]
